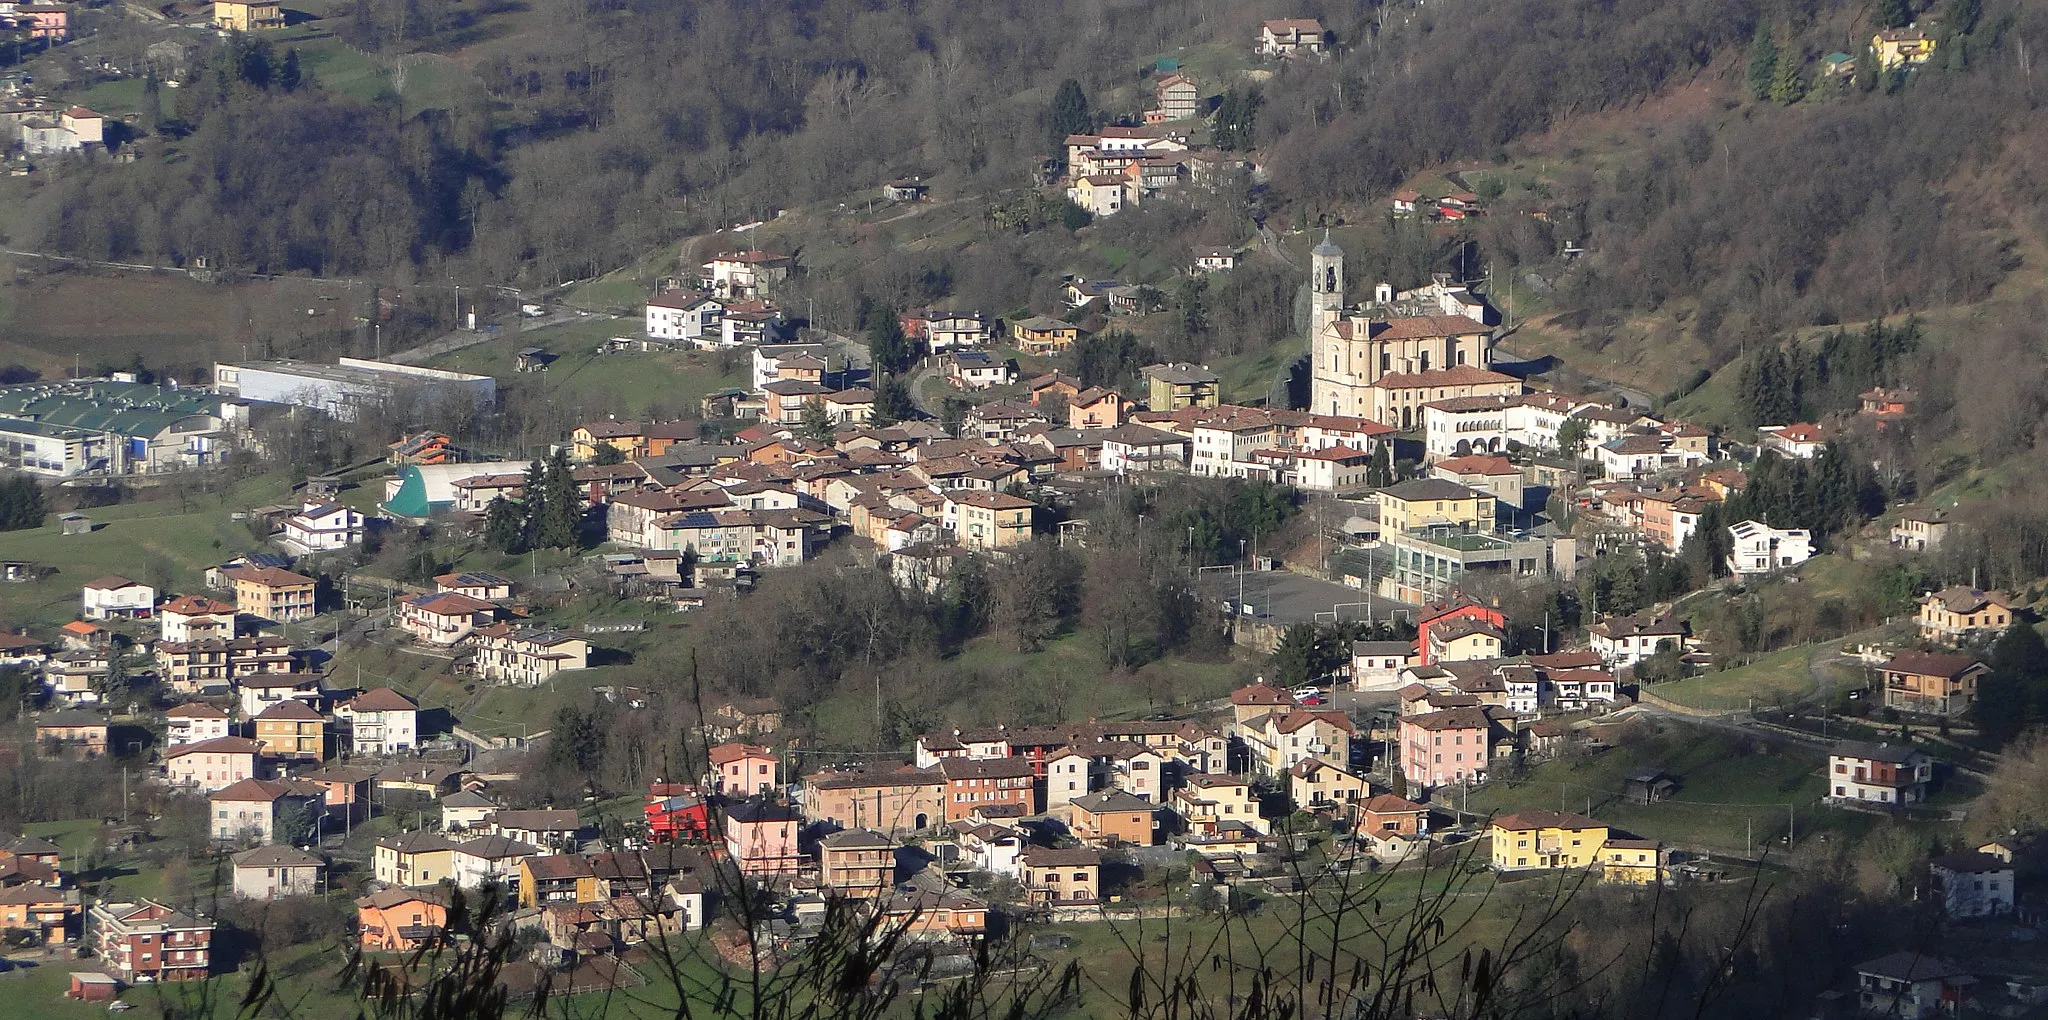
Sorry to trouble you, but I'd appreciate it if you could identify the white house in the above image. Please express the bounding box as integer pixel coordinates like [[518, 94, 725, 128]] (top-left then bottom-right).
[[159, 595, 237, 643], [236, 674, 322, 718], [1351, 641, 1415, 691], [1725, 520, 1813, 577], [230, 845, 325, 900], [1193, 246, 1236, 273], [1929, 850, 2014, 919], [645, 293, 723, 343], [1826, 742, 1932, 806], [341, 687, 419, 757], [947, 352, 1015, 390], [82, 576, 155, 621], [1098, 424, 1188, 475], [1586, 615, 1687, 671], [1758, 423, 1830, 460], [280, 502, 364, 553], [701, 251, 792, 299], [397, 592, 497, 646], [208, 778, 323, 845], [450, 834, 541, 890], [166, 703, 234, 746], [1258, 18, 1326, 57]]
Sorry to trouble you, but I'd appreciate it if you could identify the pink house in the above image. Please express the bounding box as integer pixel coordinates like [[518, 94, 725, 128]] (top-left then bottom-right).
[[722, 800, 801, 876], [19, 5, 71, 41], [709, 743, 777, 797], [163, 736, 262, 792]]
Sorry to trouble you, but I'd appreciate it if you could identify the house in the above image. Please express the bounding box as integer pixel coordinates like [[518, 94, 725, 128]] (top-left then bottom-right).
[[372, 832, 459, 887], [709, 742, 777, 797], [230, 845, 325, 899], [1171, 773, 1262, 836], [1258, 18, 1326, 57], [936, 756, 1037, 822], [1066, 174, 1128, 217], [301, 764, 375, 824], [1390, 190, 1422, 215], [486, 809, 583, 851], [440, 791, 499, 832], [235, 672, 321, 717], [0, 632, 51, 671], [1153, 73, 1200, 120], [34, 709, 108, 758], [1827, 742, 1933, 806], [1854, 952, 1973, 1018], [942, 491, 1035, 551], [225, 566, 317, 623], [1757, 423, 1830, 460], [1890, 506, 1953, 552], [818, 828, 896, 898], [450, 834, 542, 890], [1238, 709, 1355, 777], [1352, 641, 1416, 691], [1598, 839, 1669, 885], [1011, 316, 1082, 355], [208, 778, 322, 845], [280, 502, 365, 553], [212, 0, 283, 30], [723, 799, 802, 876], [644, 292, 724, 344], [57, 620, 107, 651], [1359, 793, 1430, 838], [1430, 455, 1523, 508], [1142, 363, 1222, 411], [1587, 615, 1688, 671], [1068, 387, 1125, 429], [1489, 811, 1608, 872], [644, 790, 709, 843], [1192, 246, 1236, 273], [1929, 851, 2014, 919], [883, 178, 928, 202], [1399, 706, 1496, 789], [1375, 479, 1494, 534], [1916, 587, 2012, 644], [355, 887, 449, 952], [1289, 759, 1368, 815], [1877, 651, 1985, 717], [802, 768, 945, 837], [947, 351, 1016, 390], [388, 430, 460, 466], [159, 595, 237, 643], [435, 571, 514, 602], [1067, 789, 1161, 846], [1414, 596, 1508, 667], [89, 900, 212, 982], [518, 854, 598, 908], [877, 885, 989, 941], [1725, 520, 1812, 577], [469, 624, 588, 686], [251, 700, 325, 761], [82, 576, 154, 620], [1098, 424, 1188, 475], [163, 736, 261, 792], [1, 882, 80, 945], [166, 702, 233, 746], [342, 687, 419, 756], [701, 250, 793, 299], [1861, 386, 1916, 421], [1020, 846, 1101, 905], [1872, 27, 1938, 68], [397, 592, 497, 646], [1426, 616, 1505, 664]]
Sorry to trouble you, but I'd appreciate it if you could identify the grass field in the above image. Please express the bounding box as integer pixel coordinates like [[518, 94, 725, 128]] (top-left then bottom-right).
[[1464, 723, 1834, 855], [1651, 644, 1821, 712], [427, 319, 749, 418]]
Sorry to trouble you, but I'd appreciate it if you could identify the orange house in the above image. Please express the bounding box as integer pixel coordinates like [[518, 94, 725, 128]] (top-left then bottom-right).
[[936, 756, 1036, 823], [1068, 790, 1161, 846], [355, 888, 449, 952]]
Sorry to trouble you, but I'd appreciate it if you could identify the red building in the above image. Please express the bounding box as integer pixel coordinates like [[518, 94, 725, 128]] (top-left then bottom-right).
[[935, 756, 1037, 823], [1414, 595, 1508, 666], [88, 900, 212, 982], [645, 785, 710, 843]]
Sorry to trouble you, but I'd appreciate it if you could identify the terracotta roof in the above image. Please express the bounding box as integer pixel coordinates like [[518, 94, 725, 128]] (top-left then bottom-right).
[[166, 702, 230, 719], [165, 736, 262, 758], [224, 566, 315, 588], [232, 845, 324, 869], [1361, 794, 1428, 815], [1878, 651, 1983, 678], [349, 687, 418, 713], [161, 595, 235, 615], [1491, 810, 1604, 832], [254, 700, 322, 721], [1433, 455, 1517, 476], [1020, 846, 1102, 867]]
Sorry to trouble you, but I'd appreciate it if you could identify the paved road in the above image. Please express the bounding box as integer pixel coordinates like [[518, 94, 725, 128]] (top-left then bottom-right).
[[1196, 567, 1413, 626]]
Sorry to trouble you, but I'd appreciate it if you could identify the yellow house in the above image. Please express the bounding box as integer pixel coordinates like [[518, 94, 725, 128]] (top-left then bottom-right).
[[373, 832, 458, 887], [1489, 811, 1608, 872], [251, 700, 324, 761], [1916, 586, 2012, 643], [1376, 478, 1495, 533], [518, 854, 600, 908], [1872, 27, 1937, 68], [1011, 316, 1081, 355], [213, 0, 284, 30], [943, 491, 1035, 551], [1597, 838, 1668, 885], [1143, 363, 1221, 411]]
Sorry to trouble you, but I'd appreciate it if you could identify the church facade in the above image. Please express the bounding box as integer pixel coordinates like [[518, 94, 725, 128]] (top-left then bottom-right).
[[1307, 235, 1513, 429]]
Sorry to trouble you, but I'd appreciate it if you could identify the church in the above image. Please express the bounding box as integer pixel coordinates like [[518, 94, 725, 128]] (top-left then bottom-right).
[[1307, 234, 1520, 429]]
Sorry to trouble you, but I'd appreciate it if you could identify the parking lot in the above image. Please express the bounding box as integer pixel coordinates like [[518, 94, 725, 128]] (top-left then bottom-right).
[[1195, 566, 1415, 627]]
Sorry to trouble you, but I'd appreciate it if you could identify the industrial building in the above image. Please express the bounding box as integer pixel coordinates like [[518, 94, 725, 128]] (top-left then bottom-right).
[[0, 379, 243, 477], [212, 358, 496, 421]]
